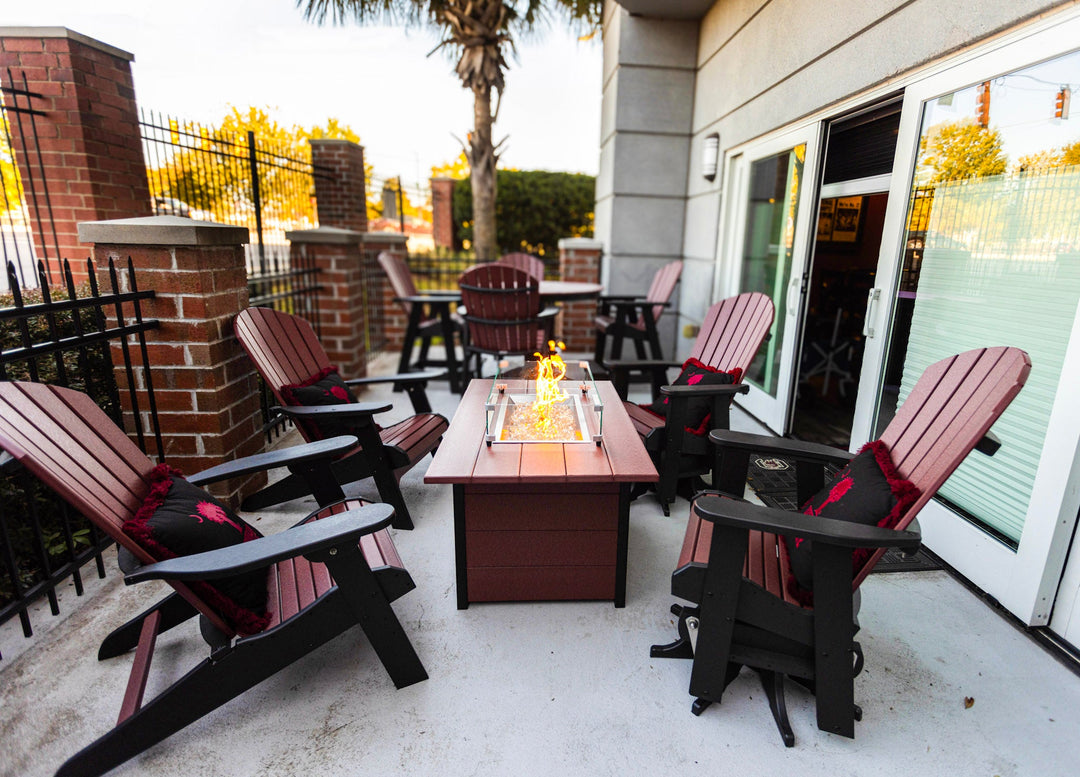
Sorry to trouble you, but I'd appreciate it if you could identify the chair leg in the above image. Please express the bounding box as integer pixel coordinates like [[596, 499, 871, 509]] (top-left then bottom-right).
[[320, 544, 428, 690], [354, 425, 416, 531], [758, 669, 797, 747], [594, 329, 607, 366], [97, 592, 198, 660], [417, 334, 432, 369], [650, 604, 697, 660]]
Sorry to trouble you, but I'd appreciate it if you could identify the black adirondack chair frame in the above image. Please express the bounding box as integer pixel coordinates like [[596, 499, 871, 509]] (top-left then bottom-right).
[[0, 382, 427, 777], [650, 346, 1031, 745]]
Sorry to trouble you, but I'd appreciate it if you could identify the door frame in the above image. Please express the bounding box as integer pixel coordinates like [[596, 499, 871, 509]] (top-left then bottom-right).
[[848, 10, 1080, 625], [717, 122, 824, 434]]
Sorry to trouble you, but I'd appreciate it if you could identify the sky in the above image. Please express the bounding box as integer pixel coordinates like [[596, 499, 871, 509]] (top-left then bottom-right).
[[4, 0, 604, 194]]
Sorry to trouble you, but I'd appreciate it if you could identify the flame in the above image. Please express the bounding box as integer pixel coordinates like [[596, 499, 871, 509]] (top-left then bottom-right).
[[532, 340, 567, 434]]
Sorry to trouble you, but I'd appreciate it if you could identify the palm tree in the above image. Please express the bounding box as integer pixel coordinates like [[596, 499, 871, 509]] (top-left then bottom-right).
[[298, 1, 602, 260]]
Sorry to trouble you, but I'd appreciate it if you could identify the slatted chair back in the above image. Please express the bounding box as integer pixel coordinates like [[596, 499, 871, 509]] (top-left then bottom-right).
[[690, 291, 775, 375], [645, 260, 684, 325], [497, 252, 546, 281], [459, 264, 545, 355], [856, 345, 1030, 584], [235, 307, 332, 414], [0, 381, 236, 636], [377, 252, 420, 316]]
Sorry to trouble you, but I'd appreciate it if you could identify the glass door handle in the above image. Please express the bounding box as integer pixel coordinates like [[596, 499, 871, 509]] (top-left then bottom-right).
[[787, 277, 802, 317], [863, 288, 882, 338]]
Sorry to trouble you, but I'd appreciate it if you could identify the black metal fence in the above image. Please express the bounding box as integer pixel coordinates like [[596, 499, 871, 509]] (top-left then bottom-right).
[[139, 109, 326, 319], [1, 69, 60, 292], [140, 111, 328, 437], [0, 257, 162, 655]]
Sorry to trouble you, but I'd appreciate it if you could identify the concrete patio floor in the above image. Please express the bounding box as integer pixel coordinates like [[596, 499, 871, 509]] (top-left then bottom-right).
[[2, 359, 1079, 777]]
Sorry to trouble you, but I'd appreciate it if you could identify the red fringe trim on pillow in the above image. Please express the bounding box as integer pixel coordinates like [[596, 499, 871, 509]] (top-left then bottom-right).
[[123, 464, 270, 636]]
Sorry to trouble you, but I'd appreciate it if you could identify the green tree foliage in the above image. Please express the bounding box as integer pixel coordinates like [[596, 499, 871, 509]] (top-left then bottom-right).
[[1, 113, 25, 218], [298, 1, 603, 260], [147, 107, 365, 229], [916, 119, 1008, 184], [452, 168, 593, 256]]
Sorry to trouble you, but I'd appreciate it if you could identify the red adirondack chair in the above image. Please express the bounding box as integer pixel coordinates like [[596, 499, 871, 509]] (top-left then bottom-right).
[[594, 259, 683, 364], [612, 292, 774, 514], [458, 263, 557, 378], [651, 346, 1030, 745], [377, 251, 466, 390], [0, 381, 427, 777], [497, 252, 546, 281], [235, 307, 448, 529]]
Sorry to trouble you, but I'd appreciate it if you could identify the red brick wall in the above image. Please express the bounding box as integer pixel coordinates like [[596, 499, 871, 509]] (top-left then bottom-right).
[[431, 177, 456, 249], [363, 235, 409, 353], [0, 30, 151, 282], [310, 139, 367, 234], [290, 230, 367, 379], [558, 239, 604, 354], [82, 220, 265, 507]]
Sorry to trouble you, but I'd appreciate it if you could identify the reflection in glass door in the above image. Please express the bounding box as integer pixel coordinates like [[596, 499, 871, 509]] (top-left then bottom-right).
[[731, 128, 820, 433], [872, 49, 1080, 547], [849, 17, 1080, 623]]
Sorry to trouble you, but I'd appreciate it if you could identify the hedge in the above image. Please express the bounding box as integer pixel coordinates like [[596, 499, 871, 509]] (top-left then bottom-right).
[[452, 170, 595, 258]]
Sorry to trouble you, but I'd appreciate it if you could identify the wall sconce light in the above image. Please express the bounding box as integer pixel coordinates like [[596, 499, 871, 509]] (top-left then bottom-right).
[[703, 133, 720, 182]]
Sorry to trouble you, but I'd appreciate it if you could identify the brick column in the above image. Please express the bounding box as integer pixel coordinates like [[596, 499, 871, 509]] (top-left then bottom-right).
[[310, 139, 367, 234], [430, 177, 457, 249], [0, 28, 151, 283], [78, 216, 264, 505], [361, 232, 410, 355], [558, 238, 604, 354], [288, 227, 366, 378]]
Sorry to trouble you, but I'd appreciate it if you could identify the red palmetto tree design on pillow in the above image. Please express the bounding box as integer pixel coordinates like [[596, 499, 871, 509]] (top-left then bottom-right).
[[794, 474, 854, 548]]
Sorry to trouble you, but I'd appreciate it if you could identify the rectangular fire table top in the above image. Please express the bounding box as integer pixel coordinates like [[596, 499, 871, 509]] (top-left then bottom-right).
[[425, 379, 658, 485]]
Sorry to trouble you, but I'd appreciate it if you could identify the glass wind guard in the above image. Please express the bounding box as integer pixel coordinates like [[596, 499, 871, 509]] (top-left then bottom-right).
[[484, 360, 604, 445]]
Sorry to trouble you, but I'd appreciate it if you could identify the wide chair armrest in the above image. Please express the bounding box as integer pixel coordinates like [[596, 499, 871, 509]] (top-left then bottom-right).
[[707, 429, 855, 503], [187, 436, 358, 487], [275, 402, 392, 422], [708, 429, 854, 466], [660, 382, 750, 398], [694, 496, 922, 551], [605, 358, 682, 399], [345, 370, 444, 414], [393, 293, 461, 303], [346, 369, 447, 386], [606, 299, 669, 311], [124, 505, 396, 584]]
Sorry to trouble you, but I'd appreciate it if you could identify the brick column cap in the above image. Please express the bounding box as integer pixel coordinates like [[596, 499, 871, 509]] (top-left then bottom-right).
[[360, 232, 409, 246], [78, 216, 249, 247], [558, 237, 604, 251], [308, 137, 365, 150], [430, 176, 456, 183], [287, 226, 363, 245], [0, 27, 134, 61]]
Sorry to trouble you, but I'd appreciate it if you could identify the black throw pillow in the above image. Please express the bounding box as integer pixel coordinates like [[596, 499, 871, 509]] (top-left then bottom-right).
[[783, 440, 920, 605], [123, 464, 270, 635], [281, 366, 357, 440], [641, 358, 743, 435]]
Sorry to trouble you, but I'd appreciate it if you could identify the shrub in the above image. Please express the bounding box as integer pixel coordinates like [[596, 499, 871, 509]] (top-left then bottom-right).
[[453, 170, 595, 258]]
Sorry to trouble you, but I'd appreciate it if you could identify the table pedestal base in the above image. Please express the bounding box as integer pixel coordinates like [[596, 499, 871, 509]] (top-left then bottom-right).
[[453, 483, 630, 608]]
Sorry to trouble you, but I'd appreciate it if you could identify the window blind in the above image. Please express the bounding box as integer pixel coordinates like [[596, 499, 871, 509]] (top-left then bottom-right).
[[898, 168, 1080, 543]]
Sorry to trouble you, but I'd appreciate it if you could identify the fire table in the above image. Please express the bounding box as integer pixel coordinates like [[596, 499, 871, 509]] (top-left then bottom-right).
[[425, 363, 658, 608]]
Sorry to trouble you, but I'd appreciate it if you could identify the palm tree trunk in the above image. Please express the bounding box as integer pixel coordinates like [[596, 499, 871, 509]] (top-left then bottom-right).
[[470, 83, 498, 261]]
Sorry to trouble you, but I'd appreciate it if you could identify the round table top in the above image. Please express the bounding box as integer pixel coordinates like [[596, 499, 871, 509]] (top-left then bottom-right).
[[538, 281, 604, 302]]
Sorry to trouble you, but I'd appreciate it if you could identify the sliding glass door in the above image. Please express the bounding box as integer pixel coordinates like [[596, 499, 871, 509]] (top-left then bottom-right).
[[725, 125, 822, 433], [851, 13, 1080, 624]]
